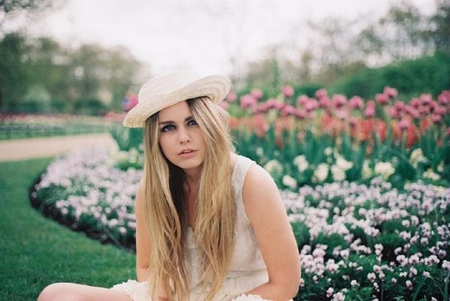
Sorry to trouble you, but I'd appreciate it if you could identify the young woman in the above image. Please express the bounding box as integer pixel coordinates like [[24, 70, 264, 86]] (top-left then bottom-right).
[[38, 70, 300, 301]]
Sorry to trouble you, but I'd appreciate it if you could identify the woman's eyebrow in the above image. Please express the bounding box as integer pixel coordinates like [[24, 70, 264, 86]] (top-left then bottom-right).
[[158, 116, 194, 125]]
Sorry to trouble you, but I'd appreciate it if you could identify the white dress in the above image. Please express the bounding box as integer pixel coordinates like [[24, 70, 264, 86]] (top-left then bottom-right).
[[112, 156, 270, 300]]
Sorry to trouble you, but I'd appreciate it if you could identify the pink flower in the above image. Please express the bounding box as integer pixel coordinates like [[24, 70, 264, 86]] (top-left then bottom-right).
[[281, 85, 294, 98], [406, 280, 413, 290], [297, 95, 309, 106], [305, 99, 319, 112], [375, 93, 389, 105], [443, 260, 450, 270], [281, 104, 296, 116], [432, 114, 441, 123], [122, 93, 138, 112], [219, 101, 229, 110], [373, 265, 381, 273], [438, 90, 450, 105], [326, 287, 334, 298], [410, 98, 421, 108], [364, 107, 375, 118], [420, 93, 433, 105], [399, 118, 410, 131], [226, 92, 237, 102], [315, 88, 328, 99], [240, 94, 257, 109], [367, 272, 376, 282], [405, 106, 420, 119], [332, 94, 347, 108], [349, 96, 364, 109], [319, 96, 331, 109], [250, 89, 263, 100], [384, 86, 398, 99]]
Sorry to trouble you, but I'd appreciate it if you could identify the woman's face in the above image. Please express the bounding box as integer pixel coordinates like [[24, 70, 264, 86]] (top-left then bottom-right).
[[158, 100, 207, 173]]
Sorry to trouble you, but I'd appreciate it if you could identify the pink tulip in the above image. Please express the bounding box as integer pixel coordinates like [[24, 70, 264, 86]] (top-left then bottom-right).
[[250, 89, 263, 100], [394, 100, 405, 112], [336, 109, 348, 120], [281, 104, 296, 116], [349, 96, 364, 109], [431, 114, 441, 123], [332, 94, 347, 108], [384, 86, 398, 99], [410, 98, 420, 108], [282, 85, 294, 98], [375, 93, 389, 105], [364, 107, 375, 118], [266, 98, 284, 110], [435, 106, 447, 116], [315, 88, 328, 99], [390, 107, 401, 119], [407, 107, 420, 119], [420, 93, 432, 106], [226, 92, 237, 102], [240, 94, 257, 109], [319, 96, 331, 109], [294, 108, 308, 119], [419, 106, 430, 116], [438, 90, 450, 106], [399, 118, 410, 131], [297, 95, 309, 106], [305, 99, 319, 112]]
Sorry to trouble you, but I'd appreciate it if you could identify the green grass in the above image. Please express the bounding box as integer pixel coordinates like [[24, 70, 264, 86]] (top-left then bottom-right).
[[0, 158, 136, 301]]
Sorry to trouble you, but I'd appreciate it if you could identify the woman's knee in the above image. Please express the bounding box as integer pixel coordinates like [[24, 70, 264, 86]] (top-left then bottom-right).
[[38, 283, 84, 301]]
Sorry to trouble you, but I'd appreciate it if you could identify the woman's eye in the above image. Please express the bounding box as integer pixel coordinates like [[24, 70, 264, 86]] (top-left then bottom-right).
[[161, 124, 175, 132], [187, 119, 198, 126]]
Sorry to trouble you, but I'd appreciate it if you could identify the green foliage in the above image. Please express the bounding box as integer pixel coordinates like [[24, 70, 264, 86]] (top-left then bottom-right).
[[329, 52, 450, 99], [0, 32, 143, 114], [0, 33, 31, 110], [0, 159, 135, 301]]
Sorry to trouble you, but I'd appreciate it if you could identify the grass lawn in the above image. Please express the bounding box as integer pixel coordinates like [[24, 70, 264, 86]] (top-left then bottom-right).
[[0, 158, 136, 301]]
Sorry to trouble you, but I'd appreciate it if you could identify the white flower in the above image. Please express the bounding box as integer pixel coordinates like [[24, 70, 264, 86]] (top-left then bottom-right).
[[367, 272, 376, 282], [362, 160, 373, 178], [313, 163, 329, 183], [335, 154, 353, 170], [374, 162, 395, 180], [324, 147, 333, 156], [282, 175, 297, 189], [423, 169, 440, 181], [410, 148, 426, 167], [294, 155, 309, 172], [350, 280, 359, 287], [331, 164, 346, 182], [263, 159, 283, 175], [256, 147, 264, 157]]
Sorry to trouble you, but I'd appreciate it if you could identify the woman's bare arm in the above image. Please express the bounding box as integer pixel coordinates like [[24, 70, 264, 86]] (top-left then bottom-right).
[[242, 164, 301, 301], [135, 179, 151, 282]]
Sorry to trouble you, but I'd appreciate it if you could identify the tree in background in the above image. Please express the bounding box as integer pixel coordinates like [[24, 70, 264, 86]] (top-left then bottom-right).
[[244, 0, 448, 93]]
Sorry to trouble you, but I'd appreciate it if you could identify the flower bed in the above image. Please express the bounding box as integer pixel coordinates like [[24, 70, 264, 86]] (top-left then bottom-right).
[[30, 146, 142, 251], [31, 146, 450, 300]]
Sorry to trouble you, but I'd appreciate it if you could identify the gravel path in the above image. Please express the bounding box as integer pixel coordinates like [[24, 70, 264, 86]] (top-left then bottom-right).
[[0, 133, 116, 162]]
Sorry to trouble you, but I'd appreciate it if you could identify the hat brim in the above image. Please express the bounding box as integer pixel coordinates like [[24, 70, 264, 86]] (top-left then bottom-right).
[[123, 74, 230, 128]]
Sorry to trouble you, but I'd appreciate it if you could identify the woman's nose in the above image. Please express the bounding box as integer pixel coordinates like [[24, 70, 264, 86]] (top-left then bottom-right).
[[178, 127, 191, 143]]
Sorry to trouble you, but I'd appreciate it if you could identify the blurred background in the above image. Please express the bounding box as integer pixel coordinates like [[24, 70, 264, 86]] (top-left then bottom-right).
[[0, 0, 448, 115]]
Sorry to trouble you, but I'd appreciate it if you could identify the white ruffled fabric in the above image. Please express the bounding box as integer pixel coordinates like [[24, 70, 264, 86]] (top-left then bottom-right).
[[111, 280, 150, 301], [231, 294, 271, 301]]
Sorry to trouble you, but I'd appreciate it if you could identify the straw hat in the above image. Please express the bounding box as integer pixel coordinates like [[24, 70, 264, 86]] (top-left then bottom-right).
[[123, 70, 231, 128]]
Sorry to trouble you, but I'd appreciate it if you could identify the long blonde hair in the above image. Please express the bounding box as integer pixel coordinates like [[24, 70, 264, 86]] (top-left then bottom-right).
[[142, 97, 235, 301]]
